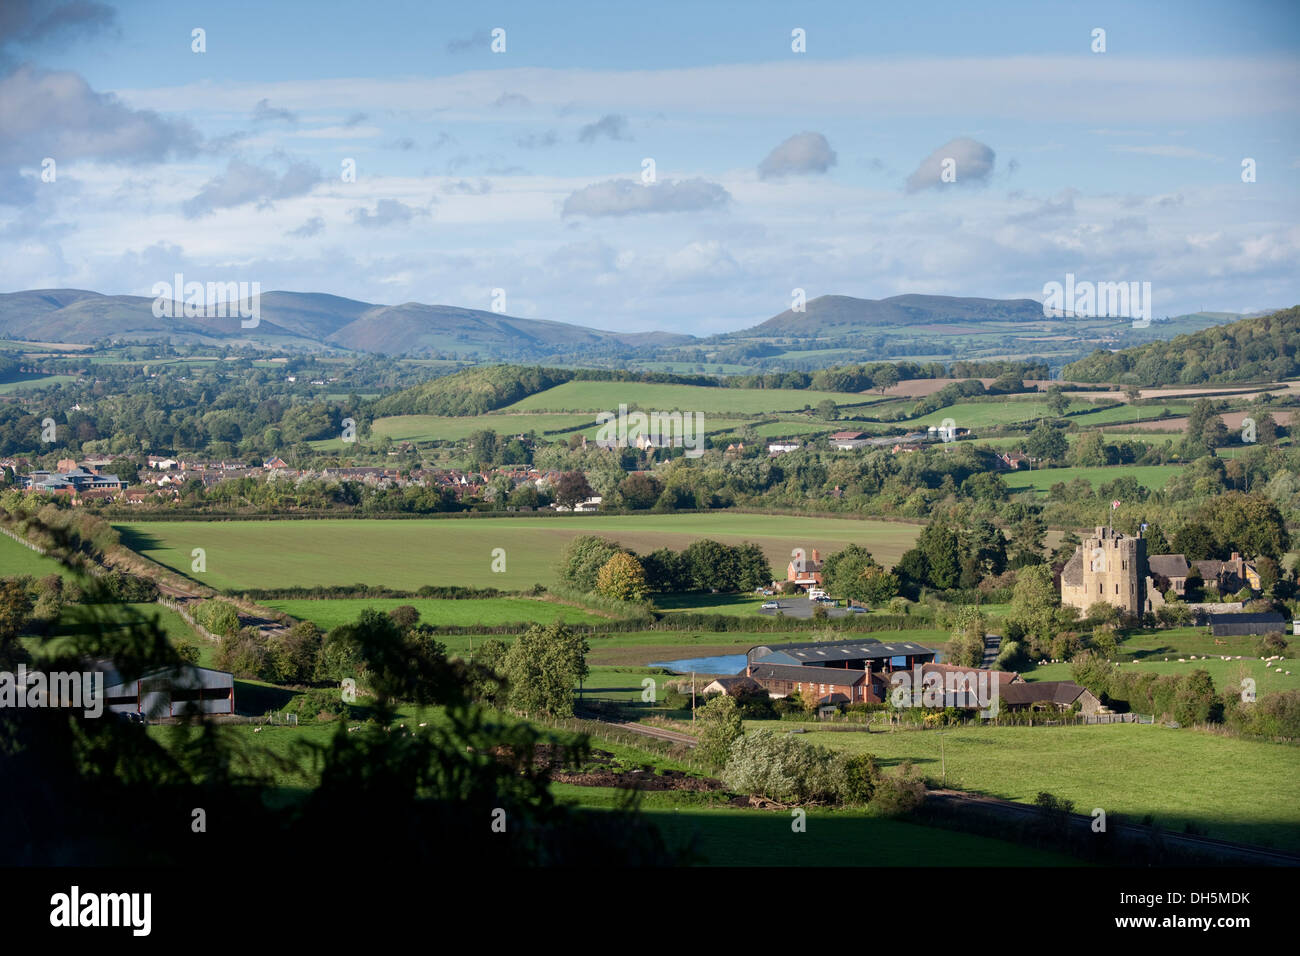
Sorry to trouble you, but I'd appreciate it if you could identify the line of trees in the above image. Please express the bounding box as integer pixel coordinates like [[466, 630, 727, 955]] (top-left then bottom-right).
[[558, 535, 772, 599]]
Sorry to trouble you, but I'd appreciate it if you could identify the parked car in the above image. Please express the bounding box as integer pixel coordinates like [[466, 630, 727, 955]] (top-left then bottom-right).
[[761, 601, 781, 610], [850, 605, 868, 613]]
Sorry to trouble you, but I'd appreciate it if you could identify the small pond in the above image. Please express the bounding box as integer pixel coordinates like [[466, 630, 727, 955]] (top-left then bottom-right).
[[646, 654, 747, 675]]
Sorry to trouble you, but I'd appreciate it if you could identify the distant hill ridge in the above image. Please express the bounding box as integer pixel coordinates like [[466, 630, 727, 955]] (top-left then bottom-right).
[[739, 293, 1048, 336], [0, 288, 1268, 359]]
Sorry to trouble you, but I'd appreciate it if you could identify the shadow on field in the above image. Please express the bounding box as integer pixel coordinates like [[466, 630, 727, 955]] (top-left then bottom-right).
[[234, 680, 297, 715], [114, 526, 166, 556]]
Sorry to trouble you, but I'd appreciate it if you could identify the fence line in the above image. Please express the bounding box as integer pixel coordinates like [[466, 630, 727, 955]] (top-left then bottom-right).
[[0, 524, 48, 554], [789, 710, 1155, 731], [158, 597, 222, 644], [0, 521, 104, 577]]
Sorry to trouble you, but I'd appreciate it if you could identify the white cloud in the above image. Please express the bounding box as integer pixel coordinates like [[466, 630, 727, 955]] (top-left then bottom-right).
[[0, 65, 198, 167], [349, 197, 431, 227], [577, 114, 631, 143], [758, 132, 837, 180], [182, 158, 322, 217], [906, 138, 995, 192], [562, 177, 730, 217]]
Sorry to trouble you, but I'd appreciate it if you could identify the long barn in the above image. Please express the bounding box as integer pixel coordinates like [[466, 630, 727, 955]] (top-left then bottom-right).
[[744, 638, 939, 706], [99, 662, 235, 718], [747, 638, 937, 674]]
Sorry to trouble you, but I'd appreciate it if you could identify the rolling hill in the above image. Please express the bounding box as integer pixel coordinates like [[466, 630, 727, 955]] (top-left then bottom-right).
[[739, 293, 1047, 336], [0, 289, 691, 357], [0, 288, 1267, 366]]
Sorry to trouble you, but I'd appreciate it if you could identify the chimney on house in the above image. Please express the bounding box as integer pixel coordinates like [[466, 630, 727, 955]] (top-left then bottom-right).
[[811, 549, 820, 563]]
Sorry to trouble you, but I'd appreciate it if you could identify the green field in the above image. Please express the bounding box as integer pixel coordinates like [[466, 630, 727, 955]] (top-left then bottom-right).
[[968, 432, 1180, 450], [783, 723, 1300, 850], [267, 596, 608, 630], [324, 411, 767, 449], [25, 601, 215, 668], [653, 592, 773, 616], [506, 381, 878, 415], [420, 625, 951, 669], [115, 514, 922, 592], [743, 419, 838, 438], [372, 412, 596, 442], [558, 791, 1081, 866], [147, 706, 1078, 865], [1069, 403, 1193, 426], [581, 665, 673, 702], [0, 373, 77, 394], [1028, 655, 1297, 698], [1005, 464, 1184, 494], [0, 533, 78, 579], [899, 398, 1113, 430]]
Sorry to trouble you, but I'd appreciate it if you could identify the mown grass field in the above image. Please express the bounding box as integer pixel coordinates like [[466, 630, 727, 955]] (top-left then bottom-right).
[[0, 373, 78, 394], [505, 380, 878, 414], [783, 723, 1300, 851], [115, 514, 922, 592], [0, 533, 77, 579], [267, 596, 608, 631], [1027, 655, 1297, 698], [371, 412, 595, 442], [1005, 464, 1184, 494], [1069, 402, 1193, 426], [967, 431, 1181, 450], [321, 412, 787, 449], [897, 398, 1103, 429], [742, 419, 838, 437]]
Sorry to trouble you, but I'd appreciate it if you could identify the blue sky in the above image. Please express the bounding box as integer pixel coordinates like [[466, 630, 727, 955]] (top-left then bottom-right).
[[3, 0, 1298, 334]]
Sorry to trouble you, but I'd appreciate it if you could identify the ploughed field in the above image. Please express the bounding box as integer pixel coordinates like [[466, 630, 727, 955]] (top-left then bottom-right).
[[114, 514, 922, 592]]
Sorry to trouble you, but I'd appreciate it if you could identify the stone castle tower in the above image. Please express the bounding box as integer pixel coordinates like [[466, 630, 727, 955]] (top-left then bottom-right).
[[1060, 526, 1147, 617]]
